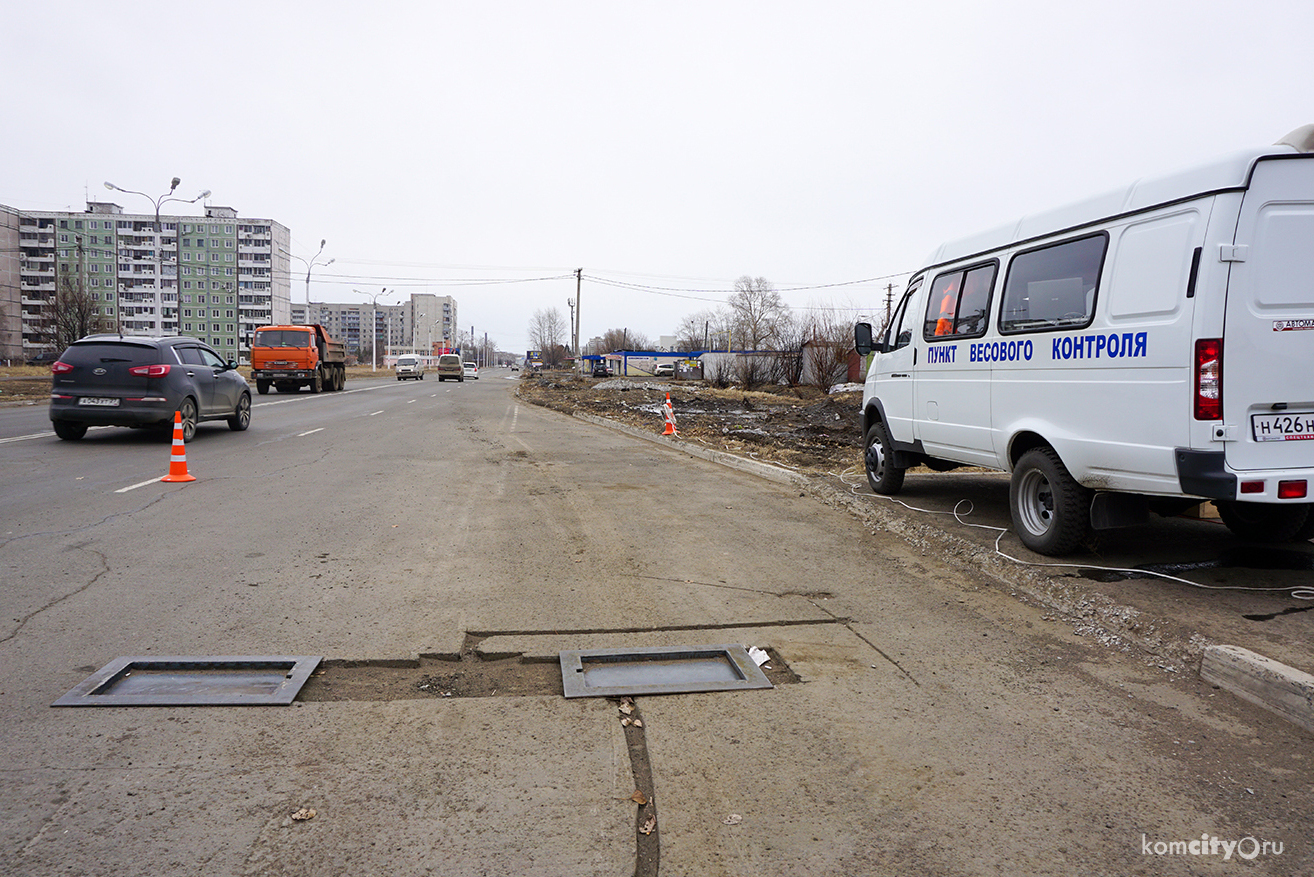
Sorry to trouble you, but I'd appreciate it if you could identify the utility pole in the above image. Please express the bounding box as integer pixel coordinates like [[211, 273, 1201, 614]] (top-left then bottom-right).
[[574, 268, 582, 374], [885, 283, 894, 326]]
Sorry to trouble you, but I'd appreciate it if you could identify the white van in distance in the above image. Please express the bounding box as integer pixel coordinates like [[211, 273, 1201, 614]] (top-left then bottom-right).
[[855, 125, 1314, 555]]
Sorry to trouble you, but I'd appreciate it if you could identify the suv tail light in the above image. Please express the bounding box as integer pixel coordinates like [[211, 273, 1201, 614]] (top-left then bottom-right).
[[128, 364, 172, 378], [1194, 338, 1222, 420], [51, 361, 73, 374]]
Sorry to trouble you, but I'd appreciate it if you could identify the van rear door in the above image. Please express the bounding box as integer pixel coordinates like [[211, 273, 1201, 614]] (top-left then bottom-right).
[[1222, 155, 1314, 471]]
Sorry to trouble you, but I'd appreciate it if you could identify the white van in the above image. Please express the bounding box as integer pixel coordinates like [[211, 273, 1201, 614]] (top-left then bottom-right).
[[395, 354, 425, 381], [855, 125, 1314, 555]]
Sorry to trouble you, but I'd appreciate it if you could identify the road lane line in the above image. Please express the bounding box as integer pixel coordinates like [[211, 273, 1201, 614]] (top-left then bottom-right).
[[298, 428, 325, 437], [0, 431, 53, 444], [116, 477, 163, 493], [369, 410, 383, 416]]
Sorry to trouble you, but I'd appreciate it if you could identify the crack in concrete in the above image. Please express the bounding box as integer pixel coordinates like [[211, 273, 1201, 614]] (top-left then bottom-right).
[[0, 491, 169, 551], [468, 618, 850, 638], [620, 698, 660, 877], [1, 546, 110, 646]]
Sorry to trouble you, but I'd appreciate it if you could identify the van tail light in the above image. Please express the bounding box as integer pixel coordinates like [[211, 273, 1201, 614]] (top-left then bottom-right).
[[1194, 338, 1222, 420], [128, 364, 172, 378], [51, 361, 73, 374], [1278, 480, 1308, 499]]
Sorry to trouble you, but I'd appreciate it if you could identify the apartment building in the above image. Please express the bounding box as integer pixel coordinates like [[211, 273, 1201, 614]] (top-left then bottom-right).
[[293, 293, 457, 361], [6, 201, 291, 363]]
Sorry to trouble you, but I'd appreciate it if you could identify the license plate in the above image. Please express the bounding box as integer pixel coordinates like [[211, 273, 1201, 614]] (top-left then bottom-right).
[[1252, 412, 1314, 442], [77, 397, 120, 407]]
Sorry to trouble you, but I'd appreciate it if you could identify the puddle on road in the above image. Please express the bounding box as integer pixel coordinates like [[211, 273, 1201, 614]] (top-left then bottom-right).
[[1076, 547, 1314, 621], [1078, 546, 1314, 584]]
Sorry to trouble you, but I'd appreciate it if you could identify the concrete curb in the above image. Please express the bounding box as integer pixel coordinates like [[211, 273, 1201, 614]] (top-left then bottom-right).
[[567, 407, 1314, 737], [1201, 645, 1314, 735]]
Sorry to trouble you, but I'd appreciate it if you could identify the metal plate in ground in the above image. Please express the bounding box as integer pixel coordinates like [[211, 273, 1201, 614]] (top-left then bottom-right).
[[559, 644, 773, 698], [52, 656, 323, 707]]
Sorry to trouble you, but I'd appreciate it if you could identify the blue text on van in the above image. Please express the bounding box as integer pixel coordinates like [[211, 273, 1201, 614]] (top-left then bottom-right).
[[1051, 332, 1148, 360]]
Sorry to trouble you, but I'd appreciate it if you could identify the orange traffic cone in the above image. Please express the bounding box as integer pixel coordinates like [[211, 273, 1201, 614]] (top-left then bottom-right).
[[161, 410, 196, 483], [661, 393, 679, 436]]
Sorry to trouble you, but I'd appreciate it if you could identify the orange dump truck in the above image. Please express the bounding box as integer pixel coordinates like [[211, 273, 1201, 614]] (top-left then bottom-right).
[[250, 324, 347, 394]]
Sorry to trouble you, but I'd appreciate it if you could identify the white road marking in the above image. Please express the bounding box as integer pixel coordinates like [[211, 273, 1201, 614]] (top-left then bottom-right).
[[116, 477, 164, 493], [298, 428, 325, 436], [369, 410, 383, 416]]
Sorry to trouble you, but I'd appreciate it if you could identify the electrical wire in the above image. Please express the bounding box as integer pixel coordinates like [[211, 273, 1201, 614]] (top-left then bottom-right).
[[834, 466, 1314, 601]]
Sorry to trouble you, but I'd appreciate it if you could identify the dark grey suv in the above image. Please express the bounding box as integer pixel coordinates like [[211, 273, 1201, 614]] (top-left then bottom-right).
[[49, 335, 252, 442]]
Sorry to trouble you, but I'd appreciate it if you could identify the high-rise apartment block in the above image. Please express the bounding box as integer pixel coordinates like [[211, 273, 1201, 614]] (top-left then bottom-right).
[[293, 292, 458, 361], [1, 201, 291, 363]]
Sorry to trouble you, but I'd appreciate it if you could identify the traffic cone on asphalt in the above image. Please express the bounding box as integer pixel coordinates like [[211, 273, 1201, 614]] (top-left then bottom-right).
[[662, 393, 679, 437], [160, 410, 196, 483]]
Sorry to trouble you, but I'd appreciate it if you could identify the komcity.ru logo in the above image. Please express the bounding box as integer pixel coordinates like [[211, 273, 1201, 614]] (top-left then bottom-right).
[[1141, 833, 1284, 861]]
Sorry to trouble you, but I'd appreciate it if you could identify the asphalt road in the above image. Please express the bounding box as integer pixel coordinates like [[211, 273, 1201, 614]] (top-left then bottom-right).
[[1, 373, 1310, 875]]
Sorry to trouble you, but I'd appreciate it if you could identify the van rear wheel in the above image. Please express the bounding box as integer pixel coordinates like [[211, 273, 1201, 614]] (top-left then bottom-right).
[[1217, 501, 1311, 543], [1010, 447, 1091, 555], [863, 422, 905, 495]]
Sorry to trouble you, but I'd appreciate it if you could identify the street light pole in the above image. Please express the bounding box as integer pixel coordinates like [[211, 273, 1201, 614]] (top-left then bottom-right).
[[358, 287, 392, 372], [103, 179, 210, 337], [284, 240, 334, 322]]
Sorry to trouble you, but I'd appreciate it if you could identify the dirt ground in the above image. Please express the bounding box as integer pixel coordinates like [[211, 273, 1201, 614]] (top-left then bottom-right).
[[516, 373, 866, 477]]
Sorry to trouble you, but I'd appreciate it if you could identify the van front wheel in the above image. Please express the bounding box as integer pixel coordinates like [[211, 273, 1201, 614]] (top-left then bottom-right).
[[1216, 501, 1311, 543], [863, 422, 905, 495], [1010, 447, 1091, 555]]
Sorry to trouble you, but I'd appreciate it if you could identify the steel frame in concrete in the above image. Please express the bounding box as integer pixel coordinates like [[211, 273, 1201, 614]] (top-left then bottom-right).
[[559, 644, 773, 699], [52, 656, 323, 707]]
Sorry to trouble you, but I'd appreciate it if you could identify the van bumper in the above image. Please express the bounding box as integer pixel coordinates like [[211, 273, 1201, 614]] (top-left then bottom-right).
[[1176, 448, 1314, 502]]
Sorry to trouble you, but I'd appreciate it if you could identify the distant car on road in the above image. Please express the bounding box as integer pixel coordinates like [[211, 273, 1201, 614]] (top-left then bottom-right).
[[26, 351, 61, 367], [653, 363, 675, 377], [463, 362, 479, 380], [436, 353, 464, 382], [591, 364, 612, 378], [49, 334, 251, 442], [395, 354, 425, 381]]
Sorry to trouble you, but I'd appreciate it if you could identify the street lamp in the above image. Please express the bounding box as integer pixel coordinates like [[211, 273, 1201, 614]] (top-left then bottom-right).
[[103, 179, 210, 335], [283, 239, 334, 318], [356, 287, 393, 371], [428, 318, 442, 358]]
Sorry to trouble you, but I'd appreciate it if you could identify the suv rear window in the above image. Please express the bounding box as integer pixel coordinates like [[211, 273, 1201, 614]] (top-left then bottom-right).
[[63, 342, 164, 366]]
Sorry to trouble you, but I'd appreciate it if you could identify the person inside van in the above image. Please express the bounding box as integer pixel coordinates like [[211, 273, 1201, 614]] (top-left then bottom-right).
[[931, 276, 959, 336]]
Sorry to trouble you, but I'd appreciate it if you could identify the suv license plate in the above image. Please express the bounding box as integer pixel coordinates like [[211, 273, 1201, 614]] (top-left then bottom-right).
[[78, 397, 120, 407], [1252, 412, 1314, 442]]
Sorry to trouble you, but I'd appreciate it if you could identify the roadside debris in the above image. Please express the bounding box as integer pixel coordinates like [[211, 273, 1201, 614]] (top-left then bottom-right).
[[640, 816, 657, 835], [723, 813, 743, 826], [630, 790, 648, 805], [291, 807, 316, 821]]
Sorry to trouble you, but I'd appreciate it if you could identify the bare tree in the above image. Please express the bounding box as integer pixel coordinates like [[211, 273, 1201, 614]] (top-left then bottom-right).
[[800, 307, 854, 390], [674, 309, 730, 352], [729, 276, 789, 349], [528, 308, 569, 363], [36, 274, 109, 353], [599, 327, 652, 351]]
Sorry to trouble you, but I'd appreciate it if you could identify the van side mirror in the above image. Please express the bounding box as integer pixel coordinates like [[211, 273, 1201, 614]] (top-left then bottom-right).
[[854, 322, 877, 356]]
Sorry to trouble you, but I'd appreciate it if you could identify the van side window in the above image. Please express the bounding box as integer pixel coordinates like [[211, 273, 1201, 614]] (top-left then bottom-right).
[[999, 233, 1107, 334], [885, 280, 921, 351], [921, 263, 996, 340]]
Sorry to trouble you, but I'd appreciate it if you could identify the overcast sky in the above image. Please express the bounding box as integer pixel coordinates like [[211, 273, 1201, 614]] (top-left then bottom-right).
[[4, 1, 1310, 353]]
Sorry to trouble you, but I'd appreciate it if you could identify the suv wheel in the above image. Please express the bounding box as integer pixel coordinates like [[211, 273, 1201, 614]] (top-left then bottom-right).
[[227, 393, 251, 431], [53, 421, 88, 441], [177, 397, 198, 443]]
